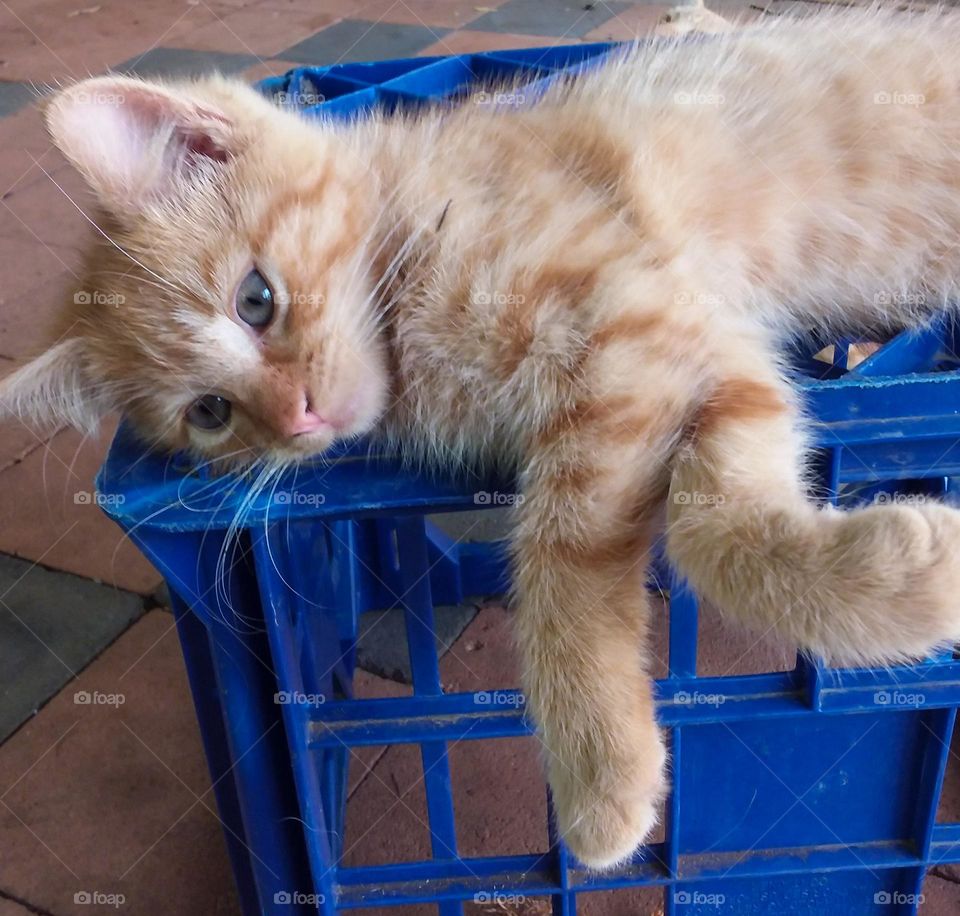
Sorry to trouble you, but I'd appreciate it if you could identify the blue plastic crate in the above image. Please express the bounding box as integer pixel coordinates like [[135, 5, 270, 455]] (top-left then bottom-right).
[[95, 45, 960, 915]]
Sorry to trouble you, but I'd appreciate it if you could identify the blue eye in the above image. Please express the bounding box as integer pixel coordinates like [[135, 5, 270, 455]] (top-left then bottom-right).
[[186, 394, 231, 430], [236, 269, 274, 328]]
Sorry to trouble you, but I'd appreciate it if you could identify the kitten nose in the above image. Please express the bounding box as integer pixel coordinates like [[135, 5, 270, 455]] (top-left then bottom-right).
[[282, 392, 327, 438]]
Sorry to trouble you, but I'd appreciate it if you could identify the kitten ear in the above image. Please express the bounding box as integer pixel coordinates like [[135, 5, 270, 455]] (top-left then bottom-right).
[[0, 339, 105, 434], [45, 75, 234, 209]]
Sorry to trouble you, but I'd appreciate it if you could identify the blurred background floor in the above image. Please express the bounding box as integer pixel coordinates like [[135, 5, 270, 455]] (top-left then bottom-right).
[[1, 1, 959, 914]]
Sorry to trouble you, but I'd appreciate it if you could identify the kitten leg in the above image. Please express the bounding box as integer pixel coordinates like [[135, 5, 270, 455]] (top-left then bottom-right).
[[513, 432, 670, 870], [666, 350, 960, 666]]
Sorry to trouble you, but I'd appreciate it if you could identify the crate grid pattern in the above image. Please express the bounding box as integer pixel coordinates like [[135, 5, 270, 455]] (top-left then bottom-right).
[[98, 46, 960, 915]]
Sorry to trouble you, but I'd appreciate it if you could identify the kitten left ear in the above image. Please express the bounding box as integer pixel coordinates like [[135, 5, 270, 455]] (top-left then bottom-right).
[[45, 75, 235, 210], [0, 339, 106, 434]]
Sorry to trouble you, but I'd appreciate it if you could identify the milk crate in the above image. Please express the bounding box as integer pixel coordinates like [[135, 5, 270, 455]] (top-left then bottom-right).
[[97, 45, 960, 915]]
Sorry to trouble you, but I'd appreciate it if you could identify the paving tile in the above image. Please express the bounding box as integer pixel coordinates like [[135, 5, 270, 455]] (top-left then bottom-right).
[[0, 143, 66, 202], [0, 898, 35, 916], [0, 1, 225, 83], [356, 602, 478, 683], [349, 668, 411, 796], [172, 6, 336, 57], [0, 421, 162, 594], [584, 3, 669, 40], [467, 0, 632, 37], [343, 739, 432, 867], [0, 105, 75, 204], [576, 887, 664, 914], [0, 163, 95, 252], [419, 28, 581, 56], [0, 266, 82, 360], [0, 12, 69, 84], [428, 507, 510, 548], [114, 47, 259, 80], [0, 103, 63, 174], [279, 19, 449, 65], [353, 0, 502, 29], [0, 82, 36, 118], [0, 610, 240, 916], [711, 0, 767, 26], [0, 421, 46, 473], [0, 552, 143, 744], [0, 235, 84, 309], [694, 597, 795, 676], [922, 873, 960, 913], [259, 0, 366, 13], [0, 237, 84, 352]]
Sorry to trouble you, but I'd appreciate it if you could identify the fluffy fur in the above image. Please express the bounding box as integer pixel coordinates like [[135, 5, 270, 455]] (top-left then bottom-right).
[[7, 8, 960, 869]]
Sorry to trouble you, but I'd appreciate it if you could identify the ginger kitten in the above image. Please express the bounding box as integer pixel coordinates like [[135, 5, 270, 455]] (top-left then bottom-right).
[[6, 8, 960, 869]]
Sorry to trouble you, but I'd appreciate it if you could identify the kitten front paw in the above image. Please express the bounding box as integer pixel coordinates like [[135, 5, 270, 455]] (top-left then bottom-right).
[[560, 785, 661, 870], [550, 739, 667, 870]]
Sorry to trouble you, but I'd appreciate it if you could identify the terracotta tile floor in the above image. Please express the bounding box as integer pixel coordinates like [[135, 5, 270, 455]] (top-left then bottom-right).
[[1, 0, 959, 913]]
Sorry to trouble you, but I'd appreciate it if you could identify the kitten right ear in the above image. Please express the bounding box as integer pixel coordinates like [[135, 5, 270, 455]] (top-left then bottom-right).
[[45, 75, 235, 210], [0, 338, 105, 434]]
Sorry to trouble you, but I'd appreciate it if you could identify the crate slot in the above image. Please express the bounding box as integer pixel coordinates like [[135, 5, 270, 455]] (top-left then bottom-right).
[[378, 55, 551, 103], [325, 56, 444, 85]]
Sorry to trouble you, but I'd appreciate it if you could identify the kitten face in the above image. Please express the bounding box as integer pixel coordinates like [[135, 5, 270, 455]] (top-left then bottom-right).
[[3, 75, 391, 467]]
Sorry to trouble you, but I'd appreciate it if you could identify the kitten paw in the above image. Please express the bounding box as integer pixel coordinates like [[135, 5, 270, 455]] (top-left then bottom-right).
[[550, 739, 667, 871], [560, 787, 661, 870]]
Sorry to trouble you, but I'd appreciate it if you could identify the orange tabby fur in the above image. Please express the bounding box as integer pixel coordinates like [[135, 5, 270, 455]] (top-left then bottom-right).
[[6, 8, 960, 869]]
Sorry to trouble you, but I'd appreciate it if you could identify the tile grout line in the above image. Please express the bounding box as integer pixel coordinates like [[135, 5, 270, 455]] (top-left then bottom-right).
[[0, 435, 61, 478], [0, 587, 158, 750], [346, 599, 492, 800], [0, 549, 159, 600], [0, 884, 62, 916], [930, 865, 960, 886]]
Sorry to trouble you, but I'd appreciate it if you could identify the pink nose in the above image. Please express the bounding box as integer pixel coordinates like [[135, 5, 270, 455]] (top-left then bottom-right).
[[281, 393, 327, 438]]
